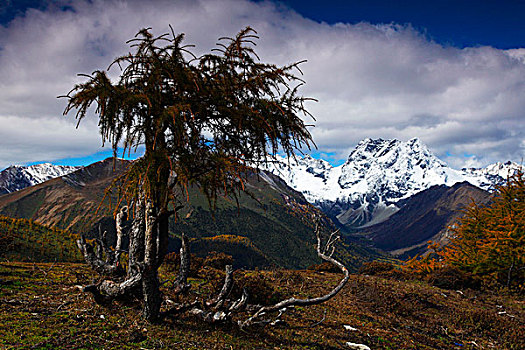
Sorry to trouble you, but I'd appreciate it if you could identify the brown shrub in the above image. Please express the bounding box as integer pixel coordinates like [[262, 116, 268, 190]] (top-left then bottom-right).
[[163, 252, 179, 272], [236, 273, 283, 305], [426, 266, 481, 290], [198, 266, 228, 292], [359, 261, 412, 280], [202, 251, 234, 270], [359, 261, 396, 275], [163, 252, 204, 278], [307, 261, 339, 273]]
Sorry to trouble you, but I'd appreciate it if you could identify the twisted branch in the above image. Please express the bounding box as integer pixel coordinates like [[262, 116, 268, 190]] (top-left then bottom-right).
[[240, 217, 349, 328]]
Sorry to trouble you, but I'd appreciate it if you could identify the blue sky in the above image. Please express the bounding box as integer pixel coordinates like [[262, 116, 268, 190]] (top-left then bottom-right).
[[279, 0, 525, 49], [0, 0, 524, 169], [3, 1, 523, 47]]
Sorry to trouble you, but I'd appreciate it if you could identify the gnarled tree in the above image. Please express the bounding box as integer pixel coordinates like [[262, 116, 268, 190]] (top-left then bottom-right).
[[62, 26, 316, 322]]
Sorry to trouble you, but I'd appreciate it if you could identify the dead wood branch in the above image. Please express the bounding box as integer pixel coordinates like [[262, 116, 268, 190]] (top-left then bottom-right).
[[229, 288, 248, 312], [162, 299, 201, 318], [180, 265, 239, 324], [76, 205, 131, 278], [77, 235, 123, 277], [207, 265, 234, 309], [79, 199, 145, 303], [172, 233, 191, 294], [239, 216, 349, 328]]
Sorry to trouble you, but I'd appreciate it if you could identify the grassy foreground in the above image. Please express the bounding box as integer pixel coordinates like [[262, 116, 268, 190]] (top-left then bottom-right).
[[0, 262, 523, 349]]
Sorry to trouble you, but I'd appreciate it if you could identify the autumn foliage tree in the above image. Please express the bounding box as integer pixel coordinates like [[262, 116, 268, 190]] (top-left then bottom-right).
[[405, 170, 525, 291]]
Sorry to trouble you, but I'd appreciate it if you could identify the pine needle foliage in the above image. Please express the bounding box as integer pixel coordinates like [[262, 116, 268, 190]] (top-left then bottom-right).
[[61, 27, 315, 322], [404, 170, 525, 291], [62, 26, 314, 212]]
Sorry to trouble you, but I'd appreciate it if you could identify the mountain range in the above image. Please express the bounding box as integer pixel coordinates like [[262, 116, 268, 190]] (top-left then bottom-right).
[[0, 163, 79, 195], [0, 158, 384, 269], [264, 138, 521, 228], [0, 137, 521, 262]]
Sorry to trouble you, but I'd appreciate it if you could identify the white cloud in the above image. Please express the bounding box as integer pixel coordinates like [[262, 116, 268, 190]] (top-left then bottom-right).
[[0, 115, 101, 166], [0, 0, 523, 169]]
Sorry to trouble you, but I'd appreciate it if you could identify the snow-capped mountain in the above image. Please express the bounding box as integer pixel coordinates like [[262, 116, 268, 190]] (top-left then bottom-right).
[[1, 139, 521, 229], [264, 138, 522, 228], [461, 161, 523, 189], [0, 163, 80, 195]]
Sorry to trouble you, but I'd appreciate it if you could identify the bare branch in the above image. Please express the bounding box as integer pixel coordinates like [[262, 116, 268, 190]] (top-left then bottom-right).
[[229, 288, 248, 312], [207, 265, 234, 309], [77, 235, 123, 278], [172, 233, 191, 294], [240, 217, 349, 328]]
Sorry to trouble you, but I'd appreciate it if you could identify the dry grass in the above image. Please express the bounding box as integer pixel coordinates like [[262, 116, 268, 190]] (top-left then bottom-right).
[[0, 262, 523, 349]]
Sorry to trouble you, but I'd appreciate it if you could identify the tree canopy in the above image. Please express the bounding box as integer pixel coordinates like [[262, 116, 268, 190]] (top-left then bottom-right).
[[63, 26, 314, 210], [62, 27, 318, 321]]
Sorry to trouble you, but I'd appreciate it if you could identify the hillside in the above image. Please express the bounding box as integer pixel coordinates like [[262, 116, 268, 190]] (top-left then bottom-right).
[[0, 158, 130, 230], [0, 215, 81, 262], [0, 262, 523, 349], [0, 158, 383, 270], [362, 182, 491, 258]]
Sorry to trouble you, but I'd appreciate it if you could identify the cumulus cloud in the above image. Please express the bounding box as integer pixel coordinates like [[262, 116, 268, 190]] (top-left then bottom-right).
[[0, 0, 523, 169]]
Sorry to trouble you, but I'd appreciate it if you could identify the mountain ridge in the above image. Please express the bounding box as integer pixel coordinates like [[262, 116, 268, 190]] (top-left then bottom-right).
[[264, 137, 522, 228], [1, 139, 520, 214], [0, 157, 384, 269], [0, 163, 79, 195]]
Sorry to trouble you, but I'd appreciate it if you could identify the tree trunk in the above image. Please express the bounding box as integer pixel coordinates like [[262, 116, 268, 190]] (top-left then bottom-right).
[[78, 177, 175, 322], [173, 233, 191, 293], [141, 197, 171, 321], [128, 197, 145, 279], [114, 206, 128, 257], [156, 212, 170, 268], [142, 266, 162, 322]]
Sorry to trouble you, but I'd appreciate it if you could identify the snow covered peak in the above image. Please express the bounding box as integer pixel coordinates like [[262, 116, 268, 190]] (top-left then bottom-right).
[[264, 138, 519, 227], [0, 163, 80, 194], [338, 138, 451, 195], [463, 161, 523, 178], [461, 161, 524, 190], [24, 163, 79, 184], [348, 138, 441, 164], [265, 138, 459, 206]]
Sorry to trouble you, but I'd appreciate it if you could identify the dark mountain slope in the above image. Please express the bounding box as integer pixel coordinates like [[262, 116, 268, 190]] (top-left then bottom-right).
[[0, 158, 383, 269], [362, 181, 491, 257]]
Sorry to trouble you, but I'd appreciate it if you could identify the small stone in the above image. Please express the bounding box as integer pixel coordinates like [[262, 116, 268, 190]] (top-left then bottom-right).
[[346, 342, 371, 350]]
